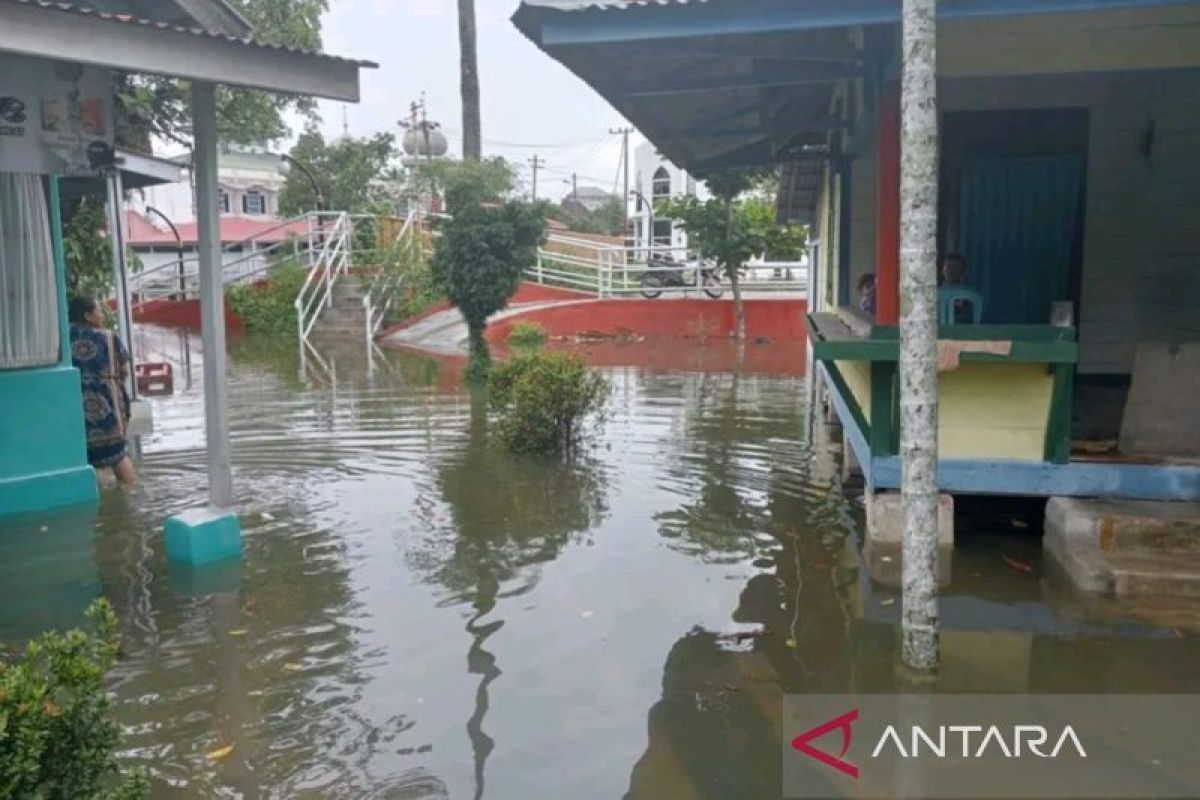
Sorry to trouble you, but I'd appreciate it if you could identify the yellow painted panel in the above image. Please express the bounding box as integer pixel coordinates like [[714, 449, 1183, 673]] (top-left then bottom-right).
[[834, 360, 872, 424], [938, 363, 1054, 460], [942, 7, 1200, 77]]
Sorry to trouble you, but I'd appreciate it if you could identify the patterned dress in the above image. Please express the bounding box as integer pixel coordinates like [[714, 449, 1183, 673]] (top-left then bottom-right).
[[70, 324, 131, 468]]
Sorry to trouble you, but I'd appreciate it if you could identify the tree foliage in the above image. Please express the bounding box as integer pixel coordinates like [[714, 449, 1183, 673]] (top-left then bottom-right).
[[114, 0, 329, 150], [430, 175, 544, 379], [488, 352, 608, 454], [62, 196, 113, 300], [0, 599, 146, 799], [659, 169, 806, 340], [405, 157, 517, 209], [278, 128, 401, 216]]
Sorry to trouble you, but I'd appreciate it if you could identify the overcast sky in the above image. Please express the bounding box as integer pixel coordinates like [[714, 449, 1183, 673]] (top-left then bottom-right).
[[311, 0, 643, 200]]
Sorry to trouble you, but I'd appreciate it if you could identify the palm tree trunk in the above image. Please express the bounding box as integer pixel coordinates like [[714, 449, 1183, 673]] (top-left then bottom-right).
[[899, 0, 941, 671], [458, 0, 482, 162]]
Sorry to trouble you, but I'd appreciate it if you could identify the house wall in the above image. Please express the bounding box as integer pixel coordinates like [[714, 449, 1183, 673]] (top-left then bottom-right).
[[838, 68, 1200, 374], [939, 363, 1054, 460]]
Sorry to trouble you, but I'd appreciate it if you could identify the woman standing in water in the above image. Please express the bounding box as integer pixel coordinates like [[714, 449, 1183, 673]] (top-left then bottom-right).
[[69, 296, 136, 485]]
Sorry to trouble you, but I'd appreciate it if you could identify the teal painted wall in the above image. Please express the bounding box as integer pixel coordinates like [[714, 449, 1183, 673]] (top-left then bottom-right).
[[0, 178, 97, 517], [0, 366, 98, 516]]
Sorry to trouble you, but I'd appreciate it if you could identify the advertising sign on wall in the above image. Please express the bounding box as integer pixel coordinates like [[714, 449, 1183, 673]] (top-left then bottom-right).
[[0, 55, 114, 176]]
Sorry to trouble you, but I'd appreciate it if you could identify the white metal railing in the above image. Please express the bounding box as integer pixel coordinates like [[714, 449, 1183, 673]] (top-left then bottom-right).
[[128, 211, 345, 308], [294, 212, 352, 341], [532, 233, 807, 298], [362, 209, 424, 338]]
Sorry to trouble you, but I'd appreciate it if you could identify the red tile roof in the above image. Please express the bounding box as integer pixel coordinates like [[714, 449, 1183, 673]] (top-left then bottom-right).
[[125, 210, 310, 246]]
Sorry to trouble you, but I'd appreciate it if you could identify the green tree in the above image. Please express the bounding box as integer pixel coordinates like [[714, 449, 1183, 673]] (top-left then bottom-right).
[[660, 172, 806, 341], [430, 183, 544, 380], [0, 600, 147, 799], [488, 352, 608, 454], [278, 128, 401, 215], [114, 0, 329, 149], [405, 157, 517, 209], [62, 196, 113, 300]]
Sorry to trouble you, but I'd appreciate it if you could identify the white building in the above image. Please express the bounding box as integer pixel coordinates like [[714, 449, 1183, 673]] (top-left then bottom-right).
[[629, 140, 699, 253], [130, 148, 286, 224]]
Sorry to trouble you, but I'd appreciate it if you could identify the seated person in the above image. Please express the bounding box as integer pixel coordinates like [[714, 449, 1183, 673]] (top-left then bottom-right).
[[938, 253, 981, 323], [857, 273, 876, 317]]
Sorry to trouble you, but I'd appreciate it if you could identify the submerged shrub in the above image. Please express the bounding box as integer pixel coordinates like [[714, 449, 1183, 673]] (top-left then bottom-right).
[[507, 321, 547, 349], [488, 352, 608, 454], [226, 258, 308, 336], [0, 599, 147, 799]]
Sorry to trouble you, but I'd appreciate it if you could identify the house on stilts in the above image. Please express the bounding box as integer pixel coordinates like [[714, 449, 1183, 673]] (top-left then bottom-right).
[[513, 0, 1200, 596]]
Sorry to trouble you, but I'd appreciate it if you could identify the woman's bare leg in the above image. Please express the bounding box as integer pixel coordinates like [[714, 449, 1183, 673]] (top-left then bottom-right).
[[113, 456, 136, 485]]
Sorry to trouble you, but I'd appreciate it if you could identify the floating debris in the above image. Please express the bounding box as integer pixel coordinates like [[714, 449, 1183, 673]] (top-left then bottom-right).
[[1003, 555, 1035, 575], [206, 744, 235, 761]]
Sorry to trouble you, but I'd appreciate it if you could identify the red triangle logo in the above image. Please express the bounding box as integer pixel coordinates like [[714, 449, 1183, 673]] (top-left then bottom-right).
[[791, 708, 859, 778]]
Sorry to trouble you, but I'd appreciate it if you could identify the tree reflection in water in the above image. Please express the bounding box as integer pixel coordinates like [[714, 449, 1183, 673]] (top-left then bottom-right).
[[425, 387, 609, 799]]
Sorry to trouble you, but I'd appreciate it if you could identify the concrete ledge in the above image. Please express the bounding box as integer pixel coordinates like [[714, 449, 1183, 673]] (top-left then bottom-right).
[[164, 507, 242, 566], [1044, 497, 1200, 597], [0, 466, 98, 519]]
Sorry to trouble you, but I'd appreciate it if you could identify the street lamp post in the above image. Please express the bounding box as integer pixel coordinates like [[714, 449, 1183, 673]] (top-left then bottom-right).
[[144, 206, 186, 299], [279, 153, 326, 212]]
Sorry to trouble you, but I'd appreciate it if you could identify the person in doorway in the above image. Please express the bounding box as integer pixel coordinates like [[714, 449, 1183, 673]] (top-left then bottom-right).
[[941, 253, 968, 288], [857, 272, 876, 316], [939, 253, 979, 323], [69, 296, 136, 485]]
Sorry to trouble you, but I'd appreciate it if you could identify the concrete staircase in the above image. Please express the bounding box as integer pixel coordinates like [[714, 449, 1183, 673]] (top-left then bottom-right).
[[310, 276, 369, 341]]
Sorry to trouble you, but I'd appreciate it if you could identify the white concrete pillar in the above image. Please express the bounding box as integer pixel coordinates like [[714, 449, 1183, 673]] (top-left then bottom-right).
[[105, 169, 135, 399], [163, 82, 241, 567], [192, 81, 233, 509]]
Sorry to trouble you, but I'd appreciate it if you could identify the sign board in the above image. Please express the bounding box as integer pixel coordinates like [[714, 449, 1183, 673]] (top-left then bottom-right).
[[0, 55, 114, 176]]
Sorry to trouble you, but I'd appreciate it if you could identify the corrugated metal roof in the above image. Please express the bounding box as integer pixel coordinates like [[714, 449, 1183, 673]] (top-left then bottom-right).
[[521, 0, 708, 8], [3, 0, 377, 67]]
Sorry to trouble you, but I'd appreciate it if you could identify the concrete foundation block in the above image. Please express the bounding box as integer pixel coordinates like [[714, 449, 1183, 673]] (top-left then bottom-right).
[[1044, 496, 1200, 597], [841, 431, 862, 481], [866, 492, 954, 547], [863, 492, 954, 588], [164, 507, 242, 566], [128, 399, 154, 436]]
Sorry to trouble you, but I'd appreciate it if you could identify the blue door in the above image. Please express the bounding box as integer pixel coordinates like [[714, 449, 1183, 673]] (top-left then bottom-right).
[[957, 154, 1085, 324]]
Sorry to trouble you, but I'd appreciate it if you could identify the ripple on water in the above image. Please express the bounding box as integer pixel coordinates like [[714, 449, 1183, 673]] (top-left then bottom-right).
[[3, 332, 1197, 799]]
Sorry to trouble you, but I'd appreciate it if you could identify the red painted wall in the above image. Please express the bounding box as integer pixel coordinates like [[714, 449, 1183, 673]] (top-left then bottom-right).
[[485, 298, 808, 345], [133, 298, 243, 331]]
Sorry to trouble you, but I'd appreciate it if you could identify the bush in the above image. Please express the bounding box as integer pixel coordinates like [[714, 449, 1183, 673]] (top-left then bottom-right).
[[507, 321, 547, 350], [0, 599, 146, 799], [226, 258, 308, 336], [488, 352, 608, 454]]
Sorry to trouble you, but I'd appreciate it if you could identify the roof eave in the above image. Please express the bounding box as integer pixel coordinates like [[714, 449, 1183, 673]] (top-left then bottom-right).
[[0, 1, 374, 102]]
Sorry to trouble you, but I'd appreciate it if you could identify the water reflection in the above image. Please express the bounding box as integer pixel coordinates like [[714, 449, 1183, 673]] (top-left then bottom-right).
[[0, 327, 1195, 799]]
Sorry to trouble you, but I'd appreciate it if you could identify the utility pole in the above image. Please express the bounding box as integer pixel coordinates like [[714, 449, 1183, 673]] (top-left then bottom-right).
[[528, 155, 544, 201], [609, 127, 633, 230], [899, 0, 941, 672], [572, 172, 578, 201]]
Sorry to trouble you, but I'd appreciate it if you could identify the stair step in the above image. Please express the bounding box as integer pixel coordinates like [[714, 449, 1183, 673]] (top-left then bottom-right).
[[1109, 552, 1200, 598]]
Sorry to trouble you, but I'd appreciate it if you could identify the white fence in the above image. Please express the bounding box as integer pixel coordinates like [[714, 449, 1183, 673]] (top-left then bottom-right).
[[532, 233, 807, 298]]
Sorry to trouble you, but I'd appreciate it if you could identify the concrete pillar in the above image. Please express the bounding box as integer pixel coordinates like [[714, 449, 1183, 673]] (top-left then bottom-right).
[[864, 491, 953, 588], [163, 82, 241, 567]]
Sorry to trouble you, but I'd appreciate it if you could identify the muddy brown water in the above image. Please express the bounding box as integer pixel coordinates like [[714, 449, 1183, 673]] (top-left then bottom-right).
[[0, 330, 1196, 799]]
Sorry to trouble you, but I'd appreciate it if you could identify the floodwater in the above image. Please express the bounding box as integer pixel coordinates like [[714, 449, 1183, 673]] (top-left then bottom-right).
[[1, 329, 1198, 800]]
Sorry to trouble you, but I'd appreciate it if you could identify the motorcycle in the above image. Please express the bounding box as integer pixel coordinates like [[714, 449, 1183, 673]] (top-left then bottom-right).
[[639, 252, 724, 299]]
